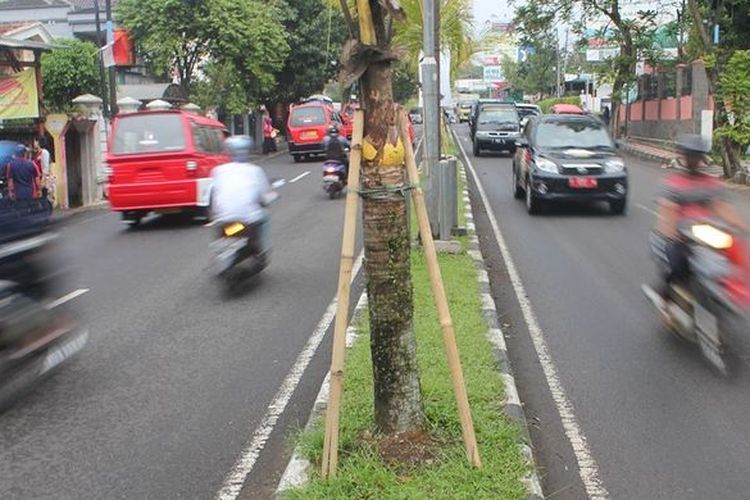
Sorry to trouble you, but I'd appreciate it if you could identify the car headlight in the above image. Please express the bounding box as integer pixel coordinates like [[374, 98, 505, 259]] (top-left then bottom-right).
[[534, 157, 558, 173], [605, 158, 625, 172], [475, 131, 491, 138]]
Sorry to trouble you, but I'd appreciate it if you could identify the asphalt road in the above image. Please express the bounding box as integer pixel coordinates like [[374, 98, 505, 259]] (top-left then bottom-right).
[[0, 151, 364, 499], [455, 124, 750, 500]]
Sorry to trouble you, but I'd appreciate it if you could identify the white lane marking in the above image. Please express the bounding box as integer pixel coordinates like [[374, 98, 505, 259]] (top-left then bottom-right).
[[289, 171, 310, 183], [453, 129, 610, 499], [46, 288, 90, 310], [216, 250, 365, 500], [637, 203, 658, 216]]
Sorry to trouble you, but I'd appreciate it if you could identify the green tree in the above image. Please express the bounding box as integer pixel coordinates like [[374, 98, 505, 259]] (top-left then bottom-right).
[[270, 0, 346, 103], [714, 51, 750, 164], [392, 61, 418, 103], [118, 0, 289, 101], [40, 39, 100, 112]]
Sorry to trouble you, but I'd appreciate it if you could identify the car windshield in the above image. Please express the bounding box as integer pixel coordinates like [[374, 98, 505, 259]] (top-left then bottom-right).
[[517, 108, 539, 118], [112, 114, 186, 155], [290, 107, 326, 126], [478, 106, 518, 124], [535, 120, 614, 150]]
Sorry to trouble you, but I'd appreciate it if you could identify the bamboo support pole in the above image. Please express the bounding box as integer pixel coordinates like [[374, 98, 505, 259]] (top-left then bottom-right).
[[400, 115, 482, 468], [356, 0, 377, 45], [321, 109, 365, 479]]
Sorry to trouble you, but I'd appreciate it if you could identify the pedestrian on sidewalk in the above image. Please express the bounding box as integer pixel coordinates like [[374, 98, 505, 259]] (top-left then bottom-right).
[[31, 137, 54, 203], [602, 105, 611, 125], [5, 145, 40, 200], [262, 113, 277, 154]]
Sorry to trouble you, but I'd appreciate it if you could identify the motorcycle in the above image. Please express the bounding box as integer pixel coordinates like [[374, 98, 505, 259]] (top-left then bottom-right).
[[643, 219, 750, 375], [211, 221, 269, 294], [0, 281, 87, 411], [322, 160, 347, 199]]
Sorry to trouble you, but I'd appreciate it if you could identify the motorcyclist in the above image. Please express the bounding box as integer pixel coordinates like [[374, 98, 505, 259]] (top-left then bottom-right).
[[653, 134, 748, 300], [211, 136, 277, 255], [322, 125, 349, 181]]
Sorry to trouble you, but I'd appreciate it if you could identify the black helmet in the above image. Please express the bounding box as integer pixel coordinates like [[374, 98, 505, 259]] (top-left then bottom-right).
[[328, 125, 339, 136], [676, 134, 709, 156]]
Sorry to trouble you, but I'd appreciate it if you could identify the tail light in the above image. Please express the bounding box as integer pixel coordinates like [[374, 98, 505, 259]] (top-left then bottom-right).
[[223, 222, 246, 237], [186, 160, 198, 172]]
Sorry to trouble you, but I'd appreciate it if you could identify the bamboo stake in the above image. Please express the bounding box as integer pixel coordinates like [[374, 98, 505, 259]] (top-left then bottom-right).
[[400, 114, 482, 468], [356, 0, 377, 45], [321, 109, 365, 479]]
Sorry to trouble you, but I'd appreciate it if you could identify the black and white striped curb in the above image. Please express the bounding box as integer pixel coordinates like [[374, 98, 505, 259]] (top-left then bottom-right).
[[459, 162, 545, 500], [275, 292, 368, 497]]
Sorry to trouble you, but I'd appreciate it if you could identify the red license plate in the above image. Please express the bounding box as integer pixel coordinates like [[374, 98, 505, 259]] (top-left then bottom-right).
[[569, 177, 598, 189]]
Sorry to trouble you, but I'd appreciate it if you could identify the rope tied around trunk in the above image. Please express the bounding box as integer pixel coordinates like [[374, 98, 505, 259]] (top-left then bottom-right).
[[356, 183, 414, 200]]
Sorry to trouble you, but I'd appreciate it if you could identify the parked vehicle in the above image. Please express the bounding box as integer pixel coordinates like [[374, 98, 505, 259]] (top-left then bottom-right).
[[287, 103, 344, 162], [643, 221, 750, 376], [550, 103, 585, 115], [409, 107, 423, 124], [322, 160, 347, 199], [106, 109, 229, 226], [515, 103, 541, 128], [511, 114, 628, 214], [472, 102, 520, 157]]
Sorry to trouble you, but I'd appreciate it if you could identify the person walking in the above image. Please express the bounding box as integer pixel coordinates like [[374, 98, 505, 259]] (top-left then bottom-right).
[[5, 145, 40, 200]]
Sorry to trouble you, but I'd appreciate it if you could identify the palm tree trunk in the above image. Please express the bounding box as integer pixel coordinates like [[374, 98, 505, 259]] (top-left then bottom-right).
[[361, 58, 425, 435]]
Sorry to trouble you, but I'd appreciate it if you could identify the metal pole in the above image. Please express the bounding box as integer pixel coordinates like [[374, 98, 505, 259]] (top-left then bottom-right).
[[555, 36, 561, 98], [93, 0, 109, 118], [105, 0, 117, 116], [421, 0, 439, 177]]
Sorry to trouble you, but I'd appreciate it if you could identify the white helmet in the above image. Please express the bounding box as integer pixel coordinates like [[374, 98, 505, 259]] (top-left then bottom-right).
[[225, 135, 253, 162]]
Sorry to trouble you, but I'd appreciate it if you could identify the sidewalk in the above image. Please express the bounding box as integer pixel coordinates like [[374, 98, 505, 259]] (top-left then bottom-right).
[[620, 139, 727, 178]]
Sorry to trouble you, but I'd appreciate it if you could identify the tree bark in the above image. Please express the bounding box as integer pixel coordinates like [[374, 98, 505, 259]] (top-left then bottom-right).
[[361, 52, 425, 434]]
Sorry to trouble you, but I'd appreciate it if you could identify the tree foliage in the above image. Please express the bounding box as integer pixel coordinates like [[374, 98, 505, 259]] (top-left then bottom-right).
[[715, 50, 750, 154], [393, 0, 474, 80], [118, 0, 289, 103], [40, 39, 101, 112], [270, 0, 346, 103]]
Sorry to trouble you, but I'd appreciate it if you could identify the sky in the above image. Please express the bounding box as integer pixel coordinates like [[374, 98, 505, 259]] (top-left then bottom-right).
[[472, 0, 514, 34]]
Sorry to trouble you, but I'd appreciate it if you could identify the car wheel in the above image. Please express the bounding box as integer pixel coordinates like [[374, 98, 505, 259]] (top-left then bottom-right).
[[292, 154, 301, 163], [525, 178, 542, 215], [610, 198, 627, 215], [473, 140, 481, 157], [512, 165, 524, 199]]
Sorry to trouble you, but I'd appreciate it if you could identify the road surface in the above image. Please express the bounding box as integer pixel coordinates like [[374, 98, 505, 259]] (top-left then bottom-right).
[[456, 124, 750, 500], [0, 151, 364, 499]]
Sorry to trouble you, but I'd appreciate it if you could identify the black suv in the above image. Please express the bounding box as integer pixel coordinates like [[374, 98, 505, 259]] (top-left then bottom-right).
[[512, 114, 628, 215], [471, 102, 520, 157]]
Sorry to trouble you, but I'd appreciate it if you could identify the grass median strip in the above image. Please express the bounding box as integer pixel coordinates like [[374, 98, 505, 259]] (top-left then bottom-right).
[[284, 247, 528, 499]]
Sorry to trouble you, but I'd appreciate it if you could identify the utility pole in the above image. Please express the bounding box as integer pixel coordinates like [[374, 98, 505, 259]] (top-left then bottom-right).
[[421, 0, 439, 177], [105, 0, 117, 116], [94, 0, 109, 118], [555, 34, 561, 98]]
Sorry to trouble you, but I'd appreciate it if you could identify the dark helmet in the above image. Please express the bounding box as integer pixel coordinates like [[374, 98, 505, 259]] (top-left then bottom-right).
[[328, 125, 339, 136], [676, 134, 709, 157]]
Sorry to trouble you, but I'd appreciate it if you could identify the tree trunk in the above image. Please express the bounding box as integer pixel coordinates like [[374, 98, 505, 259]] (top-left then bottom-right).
[[361, 56, 425, 435]]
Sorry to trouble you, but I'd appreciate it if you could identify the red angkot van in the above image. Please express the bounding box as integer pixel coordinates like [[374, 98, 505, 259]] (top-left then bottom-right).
[[106, 109, 228, 225], [286, 102, 343, 162]]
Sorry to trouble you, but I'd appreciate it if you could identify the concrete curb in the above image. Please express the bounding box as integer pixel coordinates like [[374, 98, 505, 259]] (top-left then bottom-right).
[[275, 292, 368, 497], [620, 141, 674, 164], [459, 163, 545, 500]]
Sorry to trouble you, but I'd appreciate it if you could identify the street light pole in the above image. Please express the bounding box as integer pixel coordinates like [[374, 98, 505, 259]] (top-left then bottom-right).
[[421, 0, 439, 178], [93, 0, 109, 118], [105, 0, 117, 116]]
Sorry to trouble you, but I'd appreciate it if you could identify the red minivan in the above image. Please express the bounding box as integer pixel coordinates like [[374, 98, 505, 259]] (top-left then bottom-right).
[[286, 102, 343, 162], [106, 109, 229, 225]]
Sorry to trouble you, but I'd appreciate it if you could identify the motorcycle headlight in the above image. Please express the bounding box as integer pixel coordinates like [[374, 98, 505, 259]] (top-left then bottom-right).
[[605, 158, 625, 173], [535, 157, 558, 173], [691, 224, 734, 249]]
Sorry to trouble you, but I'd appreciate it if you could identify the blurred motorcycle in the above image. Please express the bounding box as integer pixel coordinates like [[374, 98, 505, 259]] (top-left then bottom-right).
[[643, 219, 750, 375]]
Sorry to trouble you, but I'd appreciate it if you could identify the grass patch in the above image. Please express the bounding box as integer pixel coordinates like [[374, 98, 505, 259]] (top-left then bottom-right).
[[285, 248, 528, 499]]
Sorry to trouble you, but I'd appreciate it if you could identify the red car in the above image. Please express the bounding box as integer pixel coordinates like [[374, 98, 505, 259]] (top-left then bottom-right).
[[287, 102, 344, 162], [106, 109, 229, 225], [550, 103, 584, 115], [340, 102, 357, 139]]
